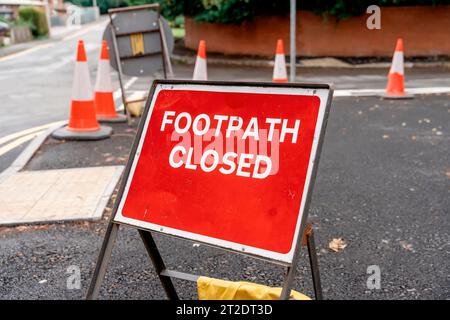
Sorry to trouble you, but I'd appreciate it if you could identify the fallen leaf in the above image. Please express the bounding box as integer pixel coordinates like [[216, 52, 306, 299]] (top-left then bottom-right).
[[400, 241, 414, 252], [329, 238, 347, 252]]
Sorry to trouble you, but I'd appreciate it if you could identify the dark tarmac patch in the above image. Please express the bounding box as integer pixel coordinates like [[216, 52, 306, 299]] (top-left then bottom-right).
[[25, 120, 140, 171]]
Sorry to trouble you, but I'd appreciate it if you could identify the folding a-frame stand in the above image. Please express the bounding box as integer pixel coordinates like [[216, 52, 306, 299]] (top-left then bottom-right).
[[107, 4, 173, 123], [87, 221, 322, 300], [87, 80, 331, 301]]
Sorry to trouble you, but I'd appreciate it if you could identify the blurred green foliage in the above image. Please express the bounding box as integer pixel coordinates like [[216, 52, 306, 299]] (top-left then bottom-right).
[[68, 0, 450, 23], [67, 0, 127, 15], [18, 6, 49, 37]]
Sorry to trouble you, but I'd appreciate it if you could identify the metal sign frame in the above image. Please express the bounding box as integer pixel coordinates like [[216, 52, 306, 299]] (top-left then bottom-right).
[[107, 4, 174, 123], [87, 80, 333, 300]]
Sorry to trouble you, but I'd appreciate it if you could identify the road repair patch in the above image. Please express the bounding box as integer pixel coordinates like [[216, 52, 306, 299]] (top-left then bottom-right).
[[0, 166, 123, 225]]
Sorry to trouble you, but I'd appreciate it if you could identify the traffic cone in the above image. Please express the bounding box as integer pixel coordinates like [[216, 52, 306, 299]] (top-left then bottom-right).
[[193, 40, 207, 80], [383, 38, 413, 99], [52, 40, 112, 140], [272, 39, 288, 83], [94, 40, 126, 123]]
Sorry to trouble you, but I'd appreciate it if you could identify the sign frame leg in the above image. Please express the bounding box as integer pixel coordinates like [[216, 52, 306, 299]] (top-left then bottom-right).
[[107, 13, 131, 125], [279, 222, 323, 300], [279, 222, 304, 300], [306, 229, 323, 300], [138, 229, 179, 300], [86, 222, 120, 300], [158, 17, 173, 79]]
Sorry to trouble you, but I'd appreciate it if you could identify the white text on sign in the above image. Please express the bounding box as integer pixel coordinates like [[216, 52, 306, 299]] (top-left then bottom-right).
[[160, 111, 301, 179]]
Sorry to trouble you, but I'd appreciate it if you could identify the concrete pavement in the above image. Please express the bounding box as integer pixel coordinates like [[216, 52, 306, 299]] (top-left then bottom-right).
[[0, 166, 122, 225]]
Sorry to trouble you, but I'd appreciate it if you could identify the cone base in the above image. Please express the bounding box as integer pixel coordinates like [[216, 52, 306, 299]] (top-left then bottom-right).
[[52, 125, 112, 141], [273, 78, 288, 83], [380, 93, 414, 100], [97, 113, 127, 123]]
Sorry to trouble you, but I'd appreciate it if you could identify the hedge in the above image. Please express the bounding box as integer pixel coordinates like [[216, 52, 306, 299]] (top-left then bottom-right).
[[69, 0, 450, 23], [18, 6, 49, 37], [167, 0, 450, 23]]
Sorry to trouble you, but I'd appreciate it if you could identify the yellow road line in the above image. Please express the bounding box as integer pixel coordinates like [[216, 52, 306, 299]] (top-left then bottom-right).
[[0, 20, 107, 63], [0, 121, 64, 146], [0, 43, 55, 63], [0, 130, 46, 157], [62, 21, 108, 41]]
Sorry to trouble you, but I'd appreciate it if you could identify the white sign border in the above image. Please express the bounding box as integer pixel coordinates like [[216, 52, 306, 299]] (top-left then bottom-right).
[[114, 83, 331, 264]]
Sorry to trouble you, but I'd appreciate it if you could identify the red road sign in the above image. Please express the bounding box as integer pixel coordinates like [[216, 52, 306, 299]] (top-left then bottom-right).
[[114, 81, 332, 263]]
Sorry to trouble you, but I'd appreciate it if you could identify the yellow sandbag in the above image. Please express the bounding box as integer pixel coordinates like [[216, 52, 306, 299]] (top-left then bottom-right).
[[197, 276, 311, 300], [126, 100, 144, 117], [125, 92, 147, 117]]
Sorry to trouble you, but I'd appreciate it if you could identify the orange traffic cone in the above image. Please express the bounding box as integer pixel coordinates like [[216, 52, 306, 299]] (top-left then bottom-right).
[[384, 38, 413, 99], [52, 40, 112, 140], [94, 40, 126, 123], [193, 40, 207, 80], [272, 39, 288, 83]]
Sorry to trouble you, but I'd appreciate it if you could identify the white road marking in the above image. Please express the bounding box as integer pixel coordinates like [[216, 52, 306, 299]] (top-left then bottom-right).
[[125, 77, 138, 89], [334, 87, 450, 97], [117, 87, 450, 101], [114, 77, 138, 111], [114, 86, 450, 110]]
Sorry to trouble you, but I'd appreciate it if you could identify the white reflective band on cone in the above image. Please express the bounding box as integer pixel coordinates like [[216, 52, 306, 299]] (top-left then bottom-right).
[[95, 59, 113, 93], [72, 62, 93, 101], [193, 57, 207, 81], [389, 51, 404, 75], [273, 54, 288, 80]]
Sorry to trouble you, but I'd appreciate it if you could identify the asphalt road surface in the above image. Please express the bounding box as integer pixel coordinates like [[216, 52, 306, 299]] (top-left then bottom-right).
[[0, 94, 448, 300], [1, 19, 450, 173], [0, 18, 449, 300]]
